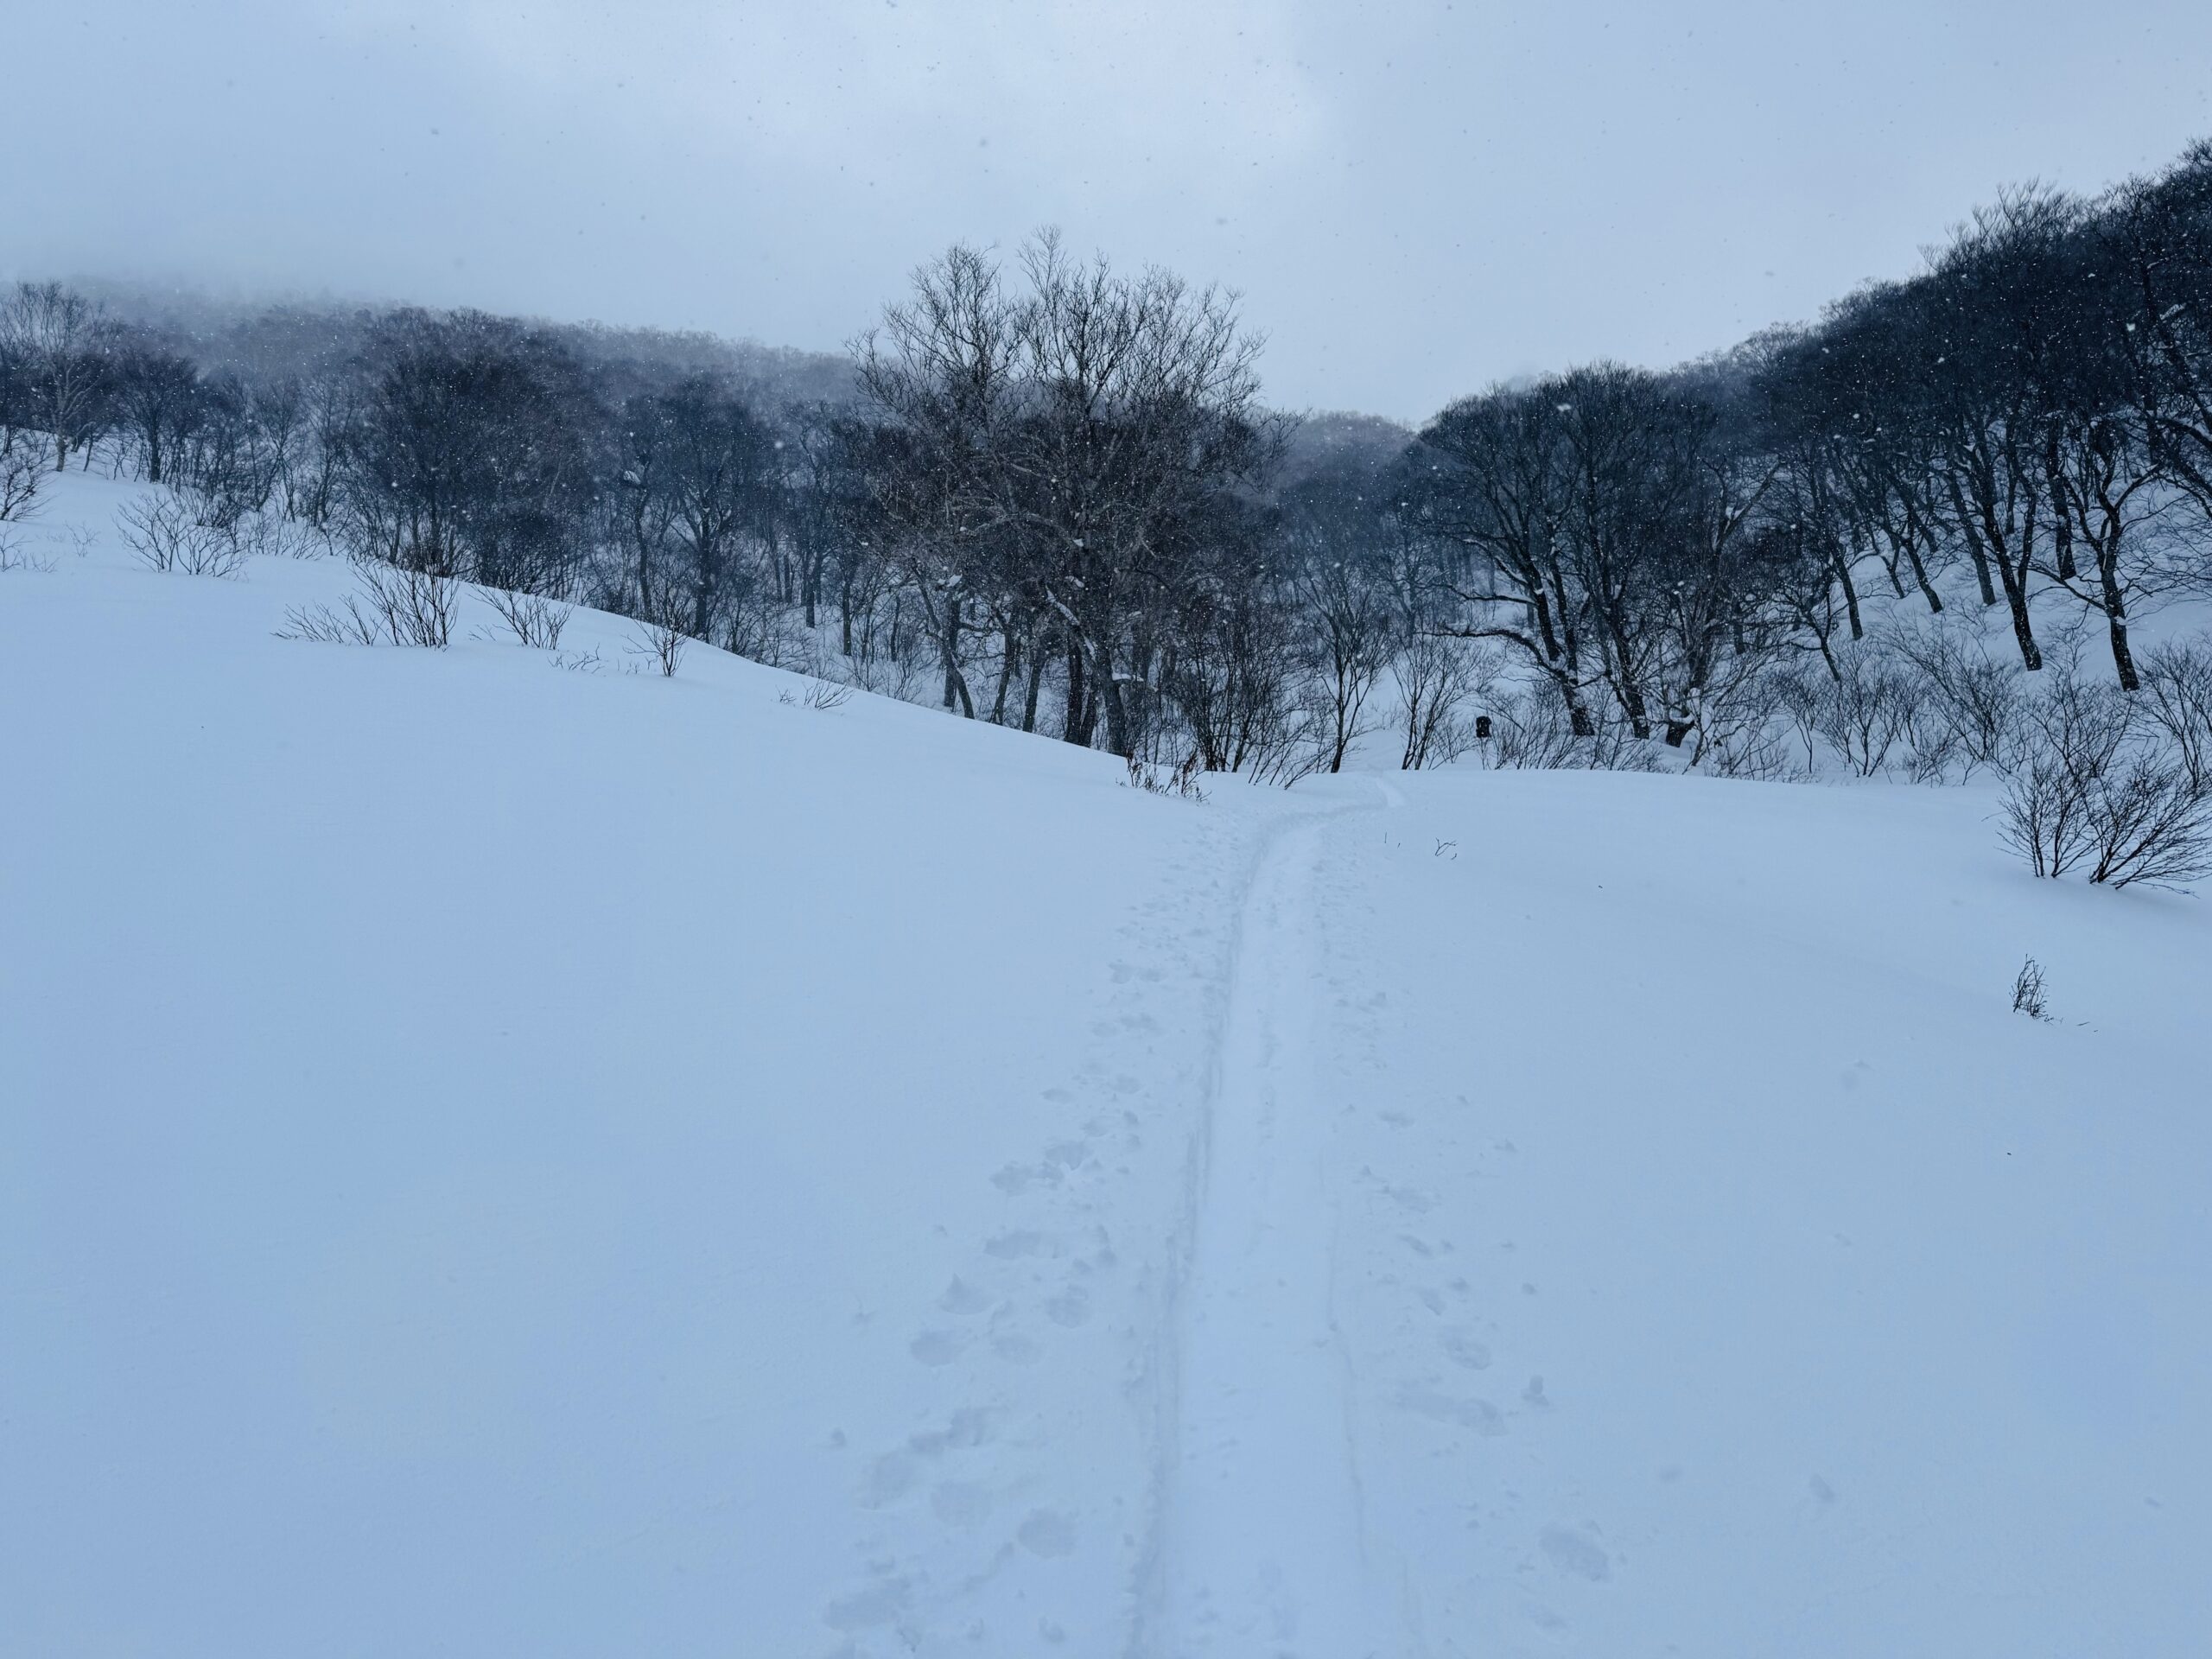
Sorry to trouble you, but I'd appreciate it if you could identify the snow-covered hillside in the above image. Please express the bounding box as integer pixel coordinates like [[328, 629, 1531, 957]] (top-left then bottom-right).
[[5, 474, 2210, 1657]]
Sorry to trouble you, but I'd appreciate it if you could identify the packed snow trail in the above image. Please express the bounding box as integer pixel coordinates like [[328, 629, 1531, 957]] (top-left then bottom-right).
[[1137, 800, 1382, 1658]]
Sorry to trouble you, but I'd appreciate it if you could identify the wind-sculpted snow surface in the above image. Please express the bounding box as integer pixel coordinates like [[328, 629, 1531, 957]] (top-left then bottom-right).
[[5, 474, 2210, 1656]]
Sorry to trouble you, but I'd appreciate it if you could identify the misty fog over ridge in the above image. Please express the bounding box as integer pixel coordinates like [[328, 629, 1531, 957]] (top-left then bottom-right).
[[10, 0, 2212, 419], [54, 271, 1424, 484]]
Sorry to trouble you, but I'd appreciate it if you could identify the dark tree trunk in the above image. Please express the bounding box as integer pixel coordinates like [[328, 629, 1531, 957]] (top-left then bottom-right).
[[989, 628, 1017, 725], [1994, 555, 2043, 671], [1021, 643, 1046, 734], [1606, 618, 1652, 739], [1904, 540, 1943, 613], [1101, 667, 1132, 759], [1062, 639, 1090, 746], [2044, 433, 2078, 582], [1562, 674, 1597, 737], [1837, 555, 1865, 640], [1968, 540, 1999, 607], [940, 592, 971, 715], [2094, 534, 2140, 691]]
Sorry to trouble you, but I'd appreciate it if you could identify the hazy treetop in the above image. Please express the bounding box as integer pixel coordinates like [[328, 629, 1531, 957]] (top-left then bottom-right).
[[9, 0, 2211, 422]]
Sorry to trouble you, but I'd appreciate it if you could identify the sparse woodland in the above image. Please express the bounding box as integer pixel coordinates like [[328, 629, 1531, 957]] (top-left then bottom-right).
[[9, 141, 2212, 881]]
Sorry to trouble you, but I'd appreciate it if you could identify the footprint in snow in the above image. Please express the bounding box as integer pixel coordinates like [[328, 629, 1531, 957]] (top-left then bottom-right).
[[931, 1482, 992, 1527], [1044, 1285, 1091, 1327], [909, 1330, 968, 1366], [861, 1452, 918, 1508], [1395, 1385, 1507, 1435], [822, 1573, 910, 1632], [1440, 1328, 1492, 1370], [1016, 1510, 1076, 1558], [906, 1407, 994, 1454], [937, 1277, 991, 1315], [1539, 1523, 1611, 1581]]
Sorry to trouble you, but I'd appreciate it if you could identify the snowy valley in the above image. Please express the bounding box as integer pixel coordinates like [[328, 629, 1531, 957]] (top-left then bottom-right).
[[5, 474, 2210, 1657]]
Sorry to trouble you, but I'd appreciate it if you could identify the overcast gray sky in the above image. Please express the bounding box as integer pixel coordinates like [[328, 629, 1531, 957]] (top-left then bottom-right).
[[12, 1, 2212, 421]]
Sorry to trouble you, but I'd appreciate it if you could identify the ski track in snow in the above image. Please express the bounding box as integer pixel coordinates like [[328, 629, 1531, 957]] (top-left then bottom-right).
[[1135, 785, 1395, 1659], [815, 818, 1255, 1658], [822, 780, 1400, 1659]]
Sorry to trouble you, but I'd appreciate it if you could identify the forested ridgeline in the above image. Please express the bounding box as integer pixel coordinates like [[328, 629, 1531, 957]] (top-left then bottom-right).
[[7, 145, 2212, 880]]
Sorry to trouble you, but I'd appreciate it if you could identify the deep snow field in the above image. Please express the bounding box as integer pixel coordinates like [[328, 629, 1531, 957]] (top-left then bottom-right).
[[5, 473, 2211, 1658]]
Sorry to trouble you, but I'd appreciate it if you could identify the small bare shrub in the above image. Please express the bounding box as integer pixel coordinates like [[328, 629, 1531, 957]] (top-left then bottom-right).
[[1486, 686, 1583, 769], [1891, 624, 2024, 779], [2011, 957, 2050, 1020], [1998, 670, 2212, 887], [0, 442, 43, 523], [118, 493, 246, 578], [228, 511, 326, 562], [1127, 750, 1209, 801], [1899, 698, 1962, 785], [483, 587, 572, 650], [803, 677, 854, 711], [1999, 677, 2133, 878], [1397, 635, 1496, 770], [1479, 681, 1662, 772], [1818, 651, 1915, 777], [278, 594, 384, 646], [847, 645, 931, 702], [2139, 641, 2212, 791], [2000, 750, 2096, 879], [0, 532, 57, 574], [2084, 754, 2212, 888], [356, 559, 457, 647], [1700, 721, 1797, 781], [279, 557, 457, 648], [1772, 666, 1827, 772], [630, 615, 688, 677]]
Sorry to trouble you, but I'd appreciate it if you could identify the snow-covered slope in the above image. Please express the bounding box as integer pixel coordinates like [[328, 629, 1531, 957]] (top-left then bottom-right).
[[5, 474, 2209, 1657]]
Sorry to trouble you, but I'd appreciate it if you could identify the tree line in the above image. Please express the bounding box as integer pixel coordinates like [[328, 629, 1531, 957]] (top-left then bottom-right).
[[5, 140, 2212, 813]]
